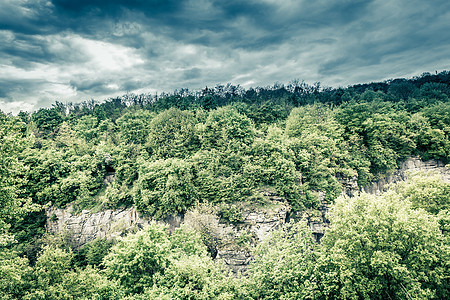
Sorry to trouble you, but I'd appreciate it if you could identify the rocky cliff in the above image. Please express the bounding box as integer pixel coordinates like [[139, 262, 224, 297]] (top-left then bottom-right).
[[46, 191, 290, 272], [215, 193, 290, 273], [46, 157, 448, 271], [46, 205, 152, 248], [363, 157, 449, 194]]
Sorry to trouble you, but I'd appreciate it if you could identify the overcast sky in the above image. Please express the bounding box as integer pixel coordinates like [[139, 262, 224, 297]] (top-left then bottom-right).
[[1, 0, 449, 113]]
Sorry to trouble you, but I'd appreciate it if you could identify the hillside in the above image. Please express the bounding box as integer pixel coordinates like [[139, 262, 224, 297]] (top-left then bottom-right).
[[1, 72, 449, 299]]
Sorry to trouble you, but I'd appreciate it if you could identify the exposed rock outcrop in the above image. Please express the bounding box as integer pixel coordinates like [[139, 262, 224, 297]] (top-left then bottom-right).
[[217, 198, 290, 273], [337, 174, 359, 198], [45, 157, 448, 272], [295, 157, 449, 242], [216, 250, 253, 273], [46, 192, 290, 272], [363, 157, 449, 194], [46, 205, 152, 248], [182, 191, 291, 273]]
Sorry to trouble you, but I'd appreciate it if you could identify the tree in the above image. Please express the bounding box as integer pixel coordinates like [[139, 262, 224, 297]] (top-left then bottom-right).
[[141, 255, 234, 300], [189, 149, 251, 204], [243, 126, 302, 206], [0, 248, 31, 299], [115, 222, 247, 299], [134, 158, 197, 218], [388, 80, 417, 101], [285, 105, 356, 205], [24, 245, 122, 299], [316, 191, 449, 299], [103, 223, 209, 295], [336, 101, 418, 177], [116, 109, 154, 145], [32, 108, 63, 138], [201, 94, 218, 111], [246, 221, 318, 299], [73, 115, 100, 143], [416, 83, 449, 102], [103, 223, 173, 295], [145, 108, 200, 159], [200, 106, 255, 152], [418, 102, 450, 162], [0, 113, 38, 245], [30, 246, 74, 295], [395, 171, 449, 214]]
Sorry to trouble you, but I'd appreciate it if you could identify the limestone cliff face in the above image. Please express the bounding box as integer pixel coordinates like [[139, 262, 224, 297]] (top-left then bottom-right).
[[294, 157, 449, 242], [46, 206, 152, 248], [45, 193, 290, 272], [332, 157, 449, 198], [363, 157, 449, 195], [214, 193, 290, 273], [45, 157, 448, 270]]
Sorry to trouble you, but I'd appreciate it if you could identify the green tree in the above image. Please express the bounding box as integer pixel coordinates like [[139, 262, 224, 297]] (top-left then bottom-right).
[[233, 100, 288, 127], [0, 249, 31, 299], [388, 80, 417, 100], [416, 82, 449, 102], [316, 191, 449, 299], [134, 158, 197, 217], [116, 109, 154, 145], [200, 106, 255, 151], [54, 121, 86, 152], [246, 221, 318, 299], [54, 266, 123, 299], [201, 94, 218, 111], [418, 102, 450, 162], [32, 108, 63, 138], [189, 149, 251, 205], [243, 126, 301, 206], [286, 105, 356, 205], [118, 224, 246, 299], [362, 111, 416, 174], [336, 101, 417, 177], [395, 171, 449, 214], [25, 245, 73, 299], [141, 255, 236, 300], [24, 245, 122, 299], [0, 113, 38, 245], [103, 223, 209, 296], [145, 108, 200, 159], [103, 223, 173, 295], [73, 115, 100, 142]]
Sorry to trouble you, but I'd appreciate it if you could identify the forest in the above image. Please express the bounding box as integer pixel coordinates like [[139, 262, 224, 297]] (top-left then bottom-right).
[[0, 71, 449, 299]]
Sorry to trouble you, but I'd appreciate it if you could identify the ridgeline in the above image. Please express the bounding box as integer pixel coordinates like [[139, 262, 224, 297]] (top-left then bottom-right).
[[1, 71, 449, 299]]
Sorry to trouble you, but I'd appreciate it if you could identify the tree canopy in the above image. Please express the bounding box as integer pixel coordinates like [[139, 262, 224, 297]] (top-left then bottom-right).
[[0, 71, 449, 299]]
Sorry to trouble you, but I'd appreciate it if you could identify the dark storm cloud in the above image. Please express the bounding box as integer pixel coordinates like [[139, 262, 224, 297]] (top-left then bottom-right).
[[51, 0, 181, 16], [182, 68, 202, 81], [316, 0, 450, 81], [47, 0, 276, 48], [0, 32, 88, 69], [69, 76, 146, 94], [69, 78, 110, 93], [0, 77, 49, 103], [3, 0, 371, 48], [1, 0, 449, 113], [0, 0, 55, 35]]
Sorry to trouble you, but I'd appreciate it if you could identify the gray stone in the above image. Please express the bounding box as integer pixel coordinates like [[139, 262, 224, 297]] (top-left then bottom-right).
[[45, 157, 448, 272], [46, 205, 152, 248], [363, 157, 449, 194]]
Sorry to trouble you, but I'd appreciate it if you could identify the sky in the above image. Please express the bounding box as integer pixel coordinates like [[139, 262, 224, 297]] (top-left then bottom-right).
[[0, 0, 449, 114]]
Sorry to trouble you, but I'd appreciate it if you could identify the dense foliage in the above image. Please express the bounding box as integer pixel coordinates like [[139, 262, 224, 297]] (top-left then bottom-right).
[[0, 71, 449, 298]]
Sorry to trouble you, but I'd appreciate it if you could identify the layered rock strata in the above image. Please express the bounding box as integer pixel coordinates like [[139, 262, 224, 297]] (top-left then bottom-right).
[[46, 157, 448, 271], [363, 157, 449, 194], [46, 205, 152, 248]]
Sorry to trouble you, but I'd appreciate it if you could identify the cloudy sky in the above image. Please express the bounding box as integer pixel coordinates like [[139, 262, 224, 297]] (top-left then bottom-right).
[[1, 0, 449, 113]]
